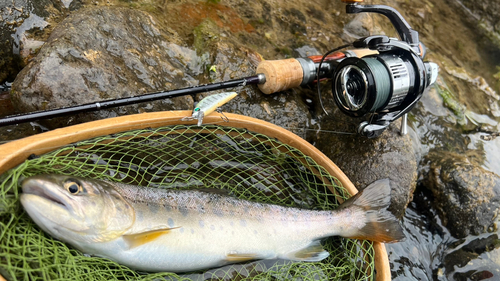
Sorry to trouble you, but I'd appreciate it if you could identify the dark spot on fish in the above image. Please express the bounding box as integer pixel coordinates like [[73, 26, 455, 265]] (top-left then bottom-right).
[[91, 201, 97, 207], [210, 225, 215, 230], [179, 205, 189, 217], [213, 208, 224, 217], [168, 218, 175, 228], [240, 219, 246, 227], [149, 203, 160, 214], [199, 220, 205, 228], [164, 204, 172, 212], [197, 205, 206, 214]]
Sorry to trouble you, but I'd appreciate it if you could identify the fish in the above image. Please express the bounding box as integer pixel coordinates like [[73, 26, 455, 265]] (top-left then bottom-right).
[[20, 175, 404, 273], [181, 91, 238, 126]]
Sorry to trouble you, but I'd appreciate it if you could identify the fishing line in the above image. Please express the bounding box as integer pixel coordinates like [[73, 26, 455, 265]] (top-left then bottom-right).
[[316, 44, 352, 116]]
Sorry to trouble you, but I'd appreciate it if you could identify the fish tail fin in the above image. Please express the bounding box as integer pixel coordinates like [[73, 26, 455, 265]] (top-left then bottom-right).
[[336, 178, 405, 243]]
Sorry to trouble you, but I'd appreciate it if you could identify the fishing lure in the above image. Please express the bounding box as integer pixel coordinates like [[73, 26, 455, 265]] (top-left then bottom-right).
[[182, 92, 238, 126]]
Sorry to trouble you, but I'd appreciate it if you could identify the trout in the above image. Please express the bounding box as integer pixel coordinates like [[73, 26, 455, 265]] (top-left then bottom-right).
[[20, 174, 404, 272]]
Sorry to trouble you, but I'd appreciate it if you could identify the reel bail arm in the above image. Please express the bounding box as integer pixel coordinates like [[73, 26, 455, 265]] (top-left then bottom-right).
[[345, 4, 420, 51]]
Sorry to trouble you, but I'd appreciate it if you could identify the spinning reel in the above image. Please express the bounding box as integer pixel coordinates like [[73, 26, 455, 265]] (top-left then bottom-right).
[[332, 1, 438, 137], [257, 0, 439, 138]]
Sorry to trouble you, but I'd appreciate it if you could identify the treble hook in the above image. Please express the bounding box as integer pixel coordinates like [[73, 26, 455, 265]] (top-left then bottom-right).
[[216, 108, 230, 123]]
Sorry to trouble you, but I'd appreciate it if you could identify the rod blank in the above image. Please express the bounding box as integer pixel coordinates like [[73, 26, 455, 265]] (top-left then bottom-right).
[[0, 75, 264, 127]]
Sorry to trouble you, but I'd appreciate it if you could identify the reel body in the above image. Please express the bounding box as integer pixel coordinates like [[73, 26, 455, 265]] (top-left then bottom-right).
[[329, 4, 438, 137]]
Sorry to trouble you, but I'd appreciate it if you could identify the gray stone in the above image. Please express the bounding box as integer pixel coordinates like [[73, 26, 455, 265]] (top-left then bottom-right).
[[11, 6, 197, 128], [422, 151, 500, 239], [0, 0, 68, 83], [309, 106, 417, 218]]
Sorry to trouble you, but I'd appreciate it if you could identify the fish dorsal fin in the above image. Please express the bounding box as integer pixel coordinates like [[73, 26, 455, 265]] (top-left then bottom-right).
[[225, 253, 260, 262], [284, 241, 329, 262], [123, 227, 179, 249]]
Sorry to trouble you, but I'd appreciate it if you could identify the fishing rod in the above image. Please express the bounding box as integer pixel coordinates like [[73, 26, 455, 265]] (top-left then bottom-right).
[[0, 0, 439, 138], [0, 51, 349, 128], [0, 75, 264, 127]]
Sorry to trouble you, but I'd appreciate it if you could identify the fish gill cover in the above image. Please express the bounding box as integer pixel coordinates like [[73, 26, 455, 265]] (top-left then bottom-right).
[[0, 124, 375, 280]]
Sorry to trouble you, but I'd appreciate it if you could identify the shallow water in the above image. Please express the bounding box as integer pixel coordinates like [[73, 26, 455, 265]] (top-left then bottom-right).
[[386, 188, 454, 280]]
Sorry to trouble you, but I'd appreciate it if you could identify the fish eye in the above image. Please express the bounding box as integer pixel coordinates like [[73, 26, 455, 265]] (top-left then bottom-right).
[[64, 180, 82, 195]]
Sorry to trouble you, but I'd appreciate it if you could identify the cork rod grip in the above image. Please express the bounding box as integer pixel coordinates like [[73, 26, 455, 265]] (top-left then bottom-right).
[[256, 59, 303, 94]]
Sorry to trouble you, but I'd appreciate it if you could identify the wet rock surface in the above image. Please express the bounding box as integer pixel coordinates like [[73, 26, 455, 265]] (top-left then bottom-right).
[[310, 108, 417, 218], [11, 7, 195, 128], [421, 151, 500, 238], [0, 0, 75, 84], [457, 0, 500, 50]]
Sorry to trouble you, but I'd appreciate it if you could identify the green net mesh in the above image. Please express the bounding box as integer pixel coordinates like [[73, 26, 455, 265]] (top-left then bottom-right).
[[0, 124, 375, 281]]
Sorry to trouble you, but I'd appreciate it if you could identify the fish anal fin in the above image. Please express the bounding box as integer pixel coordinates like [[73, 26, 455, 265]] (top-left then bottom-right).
[[284, 241, 329, 262], [225, 253, 259, 262], [123, 228, 178, 249]]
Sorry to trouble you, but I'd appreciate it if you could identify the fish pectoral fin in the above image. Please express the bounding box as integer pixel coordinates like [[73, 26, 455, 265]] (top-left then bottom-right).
[[284, 241, 329, 262], [123, 227, 179, 249], [225, 252, 260, 263]]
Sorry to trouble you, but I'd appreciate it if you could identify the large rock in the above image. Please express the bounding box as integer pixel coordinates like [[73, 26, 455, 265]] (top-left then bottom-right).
[[0, 0, 79, 83], [11, 5, 312, 130], [421, 151, 500, 238], [309, 99, 417, 218], [458, 0, 500, 29], [11, 7, 197, 128]]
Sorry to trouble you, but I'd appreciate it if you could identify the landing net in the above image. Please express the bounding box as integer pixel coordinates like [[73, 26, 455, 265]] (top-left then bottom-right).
[[0, 124, 375, 280]]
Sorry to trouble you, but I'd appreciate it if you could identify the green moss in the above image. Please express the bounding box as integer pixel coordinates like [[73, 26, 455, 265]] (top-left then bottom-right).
[[494, 66, 500, 93], [276, 46, 293, 58], [436, 84, 466, 122], [478, 21, 500, 49], [192, 19, 220, 54], [455, 41, 465, 53]]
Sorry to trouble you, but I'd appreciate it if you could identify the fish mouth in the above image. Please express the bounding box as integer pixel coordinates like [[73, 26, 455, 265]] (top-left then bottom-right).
[[21, 176, 70, 210], [20, 175, 79, 241]]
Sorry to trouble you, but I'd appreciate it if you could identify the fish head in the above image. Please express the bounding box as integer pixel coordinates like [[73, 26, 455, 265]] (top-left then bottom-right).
[[20, 174, 135, 244]]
